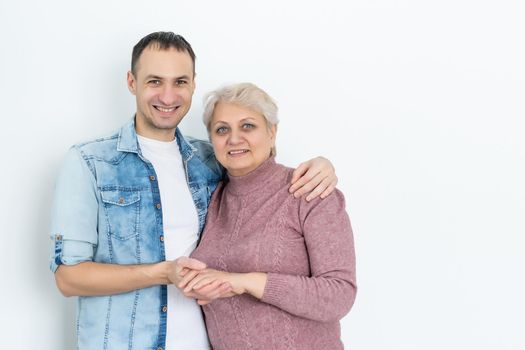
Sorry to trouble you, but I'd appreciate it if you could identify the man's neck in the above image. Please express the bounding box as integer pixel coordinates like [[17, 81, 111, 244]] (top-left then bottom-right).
[[136, 128, 176, 142], [135, 118, 177, 142]]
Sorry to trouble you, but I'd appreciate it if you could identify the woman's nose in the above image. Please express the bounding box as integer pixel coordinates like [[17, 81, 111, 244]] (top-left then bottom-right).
[[228, 129, 243, 144]]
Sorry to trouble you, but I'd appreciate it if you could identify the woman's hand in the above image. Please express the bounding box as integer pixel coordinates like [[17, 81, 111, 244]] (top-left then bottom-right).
[[180, 269, 268, 304], [167, 258, 233, 304], [183, 269, 245, 295]]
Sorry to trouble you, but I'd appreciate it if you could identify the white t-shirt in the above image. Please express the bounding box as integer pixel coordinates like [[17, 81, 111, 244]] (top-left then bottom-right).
[[138, 135, 210, 350]]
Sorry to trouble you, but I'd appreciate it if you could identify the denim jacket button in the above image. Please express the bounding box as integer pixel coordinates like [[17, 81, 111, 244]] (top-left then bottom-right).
[[157, 347, 163, 350], [118, 197, 125, 204], [149, 175, 156, 181], [156, 203, 161, 209], [159, 235, 164, 242], [162, 306, 167, 312]]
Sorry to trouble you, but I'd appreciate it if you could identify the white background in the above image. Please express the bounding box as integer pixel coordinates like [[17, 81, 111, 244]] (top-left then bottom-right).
[[1, 1, 524, 349]]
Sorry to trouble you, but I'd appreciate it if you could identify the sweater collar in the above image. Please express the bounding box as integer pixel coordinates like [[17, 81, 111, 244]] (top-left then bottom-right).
[[226, 156, 279, 196]]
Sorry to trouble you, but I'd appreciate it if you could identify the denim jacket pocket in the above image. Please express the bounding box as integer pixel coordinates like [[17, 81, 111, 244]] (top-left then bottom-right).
[[100, 188, 141, 240]]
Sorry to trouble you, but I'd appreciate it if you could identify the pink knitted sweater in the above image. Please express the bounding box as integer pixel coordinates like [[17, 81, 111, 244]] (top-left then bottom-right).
[[191, 157, 356, 350]]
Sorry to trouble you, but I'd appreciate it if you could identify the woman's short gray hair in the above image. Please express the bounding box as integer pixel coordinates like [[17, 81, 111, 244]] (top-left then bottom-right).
[[202, 82, 279, 132]]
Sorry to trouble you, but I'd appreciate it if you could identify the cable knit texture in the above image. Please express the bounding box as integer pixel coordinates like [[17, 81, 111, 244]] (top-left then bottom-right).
[[191, 157, 356, 350]]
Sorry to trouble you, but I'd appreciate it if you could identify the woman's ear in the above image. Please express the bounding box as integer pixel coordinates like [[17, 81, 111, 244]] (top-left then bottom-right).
[[270, 124, 278, 140], [269, 124, 278, 156]]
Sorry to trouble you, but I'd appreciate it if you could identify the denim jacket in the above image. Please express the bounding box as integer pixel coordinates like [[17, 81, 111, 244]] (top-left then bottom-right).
[[50, 120, 223, 350]]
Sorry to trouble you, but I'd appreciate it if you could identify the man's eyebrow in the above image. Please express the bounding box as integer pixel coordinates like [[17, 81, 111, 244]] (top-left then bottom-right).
[[144, 75, 163, 80], [144, 74, 191, 81]]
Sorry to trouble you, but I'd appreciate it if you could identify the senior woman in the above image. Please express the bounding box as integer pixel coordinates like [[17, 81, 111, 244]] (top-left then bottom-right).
[[184, 83, 356, 349]]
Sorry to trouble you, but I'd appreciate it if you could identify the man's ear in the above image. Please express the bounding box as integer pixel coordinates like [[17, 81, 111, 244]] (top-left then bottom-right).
[[127, 71, 136, 95], [191, 73, 197, 93]]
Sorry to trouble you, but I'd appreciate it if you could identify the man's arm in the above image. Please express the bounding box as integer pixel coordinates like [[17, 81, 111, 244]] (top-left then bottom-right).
[[55, 261, 170, 297], [51, 149, 229, 299], [189, 139, 337, 202], [54, 257, 209, 297]]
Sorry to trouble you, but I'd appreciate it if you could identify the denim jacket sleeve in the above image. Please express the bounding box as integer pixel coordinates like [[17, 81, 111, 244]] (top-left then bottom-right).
[[49, 147, 99, 272]]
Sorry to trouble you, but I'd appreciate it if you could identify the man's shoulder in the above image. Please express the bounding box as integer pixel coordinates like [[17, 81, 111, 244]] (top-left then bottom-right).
[[185, 136, 212, 155], [71, 127, 123, 162], [184, 136, 224, 177]]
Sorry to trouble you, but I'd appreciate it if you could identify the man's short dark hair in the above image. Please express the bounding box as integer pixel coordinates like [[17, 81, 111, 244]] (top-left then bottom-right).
[[131, 31, 196, 76]]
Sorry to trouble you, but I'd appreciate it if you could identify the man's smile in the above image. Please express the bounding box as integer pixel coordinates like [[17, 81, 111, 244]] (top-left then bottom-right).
[[153, 105, 178, 113]]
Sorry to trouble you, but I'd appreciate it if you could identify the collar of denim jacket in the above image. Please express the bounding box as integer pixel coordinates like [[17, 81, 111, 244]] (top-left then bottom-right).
[[175, 127, 197, 162], [116, 117, 197, 162], [116, 118, 140, 153]]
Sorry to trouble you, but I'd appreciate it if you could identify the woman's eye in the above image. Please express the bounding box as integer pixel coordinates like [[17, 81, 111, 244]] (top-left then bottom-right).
[[242, 123, 255, 129], [216, 126, 228, 134]]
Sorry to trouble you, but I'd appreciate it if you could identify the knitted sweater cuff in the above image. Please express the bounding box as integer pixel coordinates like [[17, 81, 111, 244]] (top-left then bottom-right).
[[261, 272, 289, 305]]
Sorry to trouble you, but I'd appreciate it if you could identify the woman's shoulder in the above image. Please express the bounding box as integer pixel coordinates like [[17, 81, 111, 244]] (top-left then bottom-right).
[[275, 162, 348, 210], [274, 161, 295, 179], [268, 162, 298, 196]]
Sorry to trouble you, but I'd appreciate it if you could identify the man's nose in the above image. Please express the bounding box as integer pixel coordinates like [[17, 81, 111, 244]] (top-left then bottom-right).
[[158, 85, 179, 106]]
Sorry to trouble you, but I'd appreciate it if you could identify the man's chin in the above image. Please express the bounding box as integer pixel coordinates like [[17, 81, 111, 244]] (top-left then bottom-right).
[[151, 117, 182, 130]]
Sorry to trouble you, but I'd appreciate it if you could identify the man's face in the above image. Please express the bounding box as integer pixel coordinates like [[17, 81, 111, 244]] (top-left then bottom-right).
[[127, 46, 195, 141]]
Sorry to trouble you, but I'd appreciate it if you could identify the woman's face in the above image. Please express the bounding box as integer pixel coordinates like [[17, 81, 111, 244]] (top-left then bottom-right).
[[210, 102, 276, 177]]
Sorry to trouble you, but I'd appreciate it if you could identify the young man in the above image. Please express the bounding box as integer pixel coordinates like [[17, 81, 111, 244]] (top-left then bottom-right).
[[50, 32, 338, 350]]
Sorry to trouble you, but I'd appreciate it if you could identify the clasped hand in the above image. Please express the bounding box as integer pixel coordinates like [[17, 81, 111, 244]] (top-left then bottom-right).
[[168, 257, 241, 305]]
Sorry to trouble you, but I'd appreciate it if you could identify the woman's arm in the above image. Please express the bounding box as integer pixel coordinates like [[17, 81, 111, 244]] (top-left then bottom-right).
[[183, 190, 357, 321], [261, 190, 356, 322], [259, 190, 356, 322], [183, 270, 267, 304]]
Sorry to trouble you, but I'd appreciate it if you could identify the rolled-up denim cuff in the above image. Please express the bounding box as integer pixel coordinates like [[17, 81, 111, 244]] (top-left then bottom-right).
[[49, 234, 94, 272]]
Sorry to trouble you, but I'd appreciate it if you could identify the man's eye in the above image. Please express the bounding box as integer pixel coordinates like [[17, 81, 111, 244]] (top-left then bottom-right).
[[216, 126, 228, 134], [148, 80, 161, 85], [176, 80, 187, 85]]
